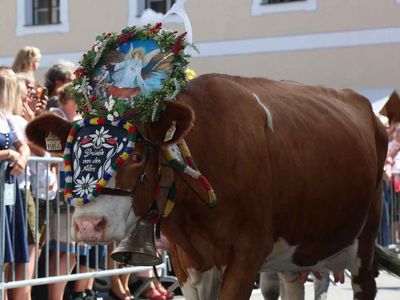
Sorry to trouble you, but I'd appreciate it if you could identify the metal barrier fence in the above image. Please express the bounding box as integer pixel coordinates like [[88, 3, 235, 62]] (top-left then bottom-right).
[[0, 156, 178, 300], [379, 177, 400, 249]]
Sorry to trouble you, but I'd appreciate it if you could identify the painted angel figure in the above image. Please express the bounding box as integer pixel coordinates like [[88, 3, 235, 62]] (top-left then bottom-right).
[[111, 44, 172, 97]]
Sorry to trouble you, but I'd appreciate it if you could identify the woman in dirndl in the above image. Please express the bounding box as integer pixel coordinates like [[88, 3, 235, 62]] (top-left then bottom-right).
[[0, 69, 30, 299]]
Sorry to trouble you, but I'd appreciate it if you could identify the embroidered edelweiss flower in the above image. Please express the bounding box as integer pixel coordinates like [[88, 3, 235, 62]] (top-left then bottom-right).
[[89, 126, 112, 147], [104, 96, 115, 112], [73, 174, 96, 197]]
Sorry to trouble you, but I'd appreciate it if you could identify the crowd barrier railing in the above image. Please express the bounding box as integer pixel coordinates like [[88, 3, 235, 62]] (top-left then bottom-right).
[[379, 176, 400, 250], [0, 156, 178, 300]]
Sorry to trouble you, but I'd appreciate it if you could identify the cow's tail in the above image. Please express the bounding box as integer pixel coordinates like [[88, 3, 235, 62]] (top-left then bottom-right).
[[374, 244, 400, 277]]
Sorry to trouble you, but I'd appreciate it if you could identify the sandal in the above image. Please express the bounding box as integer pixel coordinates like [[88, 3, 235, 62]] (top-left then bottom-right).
[[140, 287, 166, 300]]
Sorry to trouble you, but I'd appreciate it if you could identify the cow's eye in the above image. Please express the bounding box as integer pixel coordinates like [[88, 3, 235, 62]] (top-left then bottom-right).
[[131, 153, 142, 163]]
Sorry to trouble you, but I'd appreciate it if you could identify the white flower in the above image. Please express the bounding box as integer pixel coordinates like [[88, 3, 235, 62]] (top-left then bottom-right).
[[73, 174, 97, 197], [107, 114, 114, 121], [74, 76, 93, 94], [93, 40, 103, 53], [113, 111, 119, 117], [105, 96, 115, 112], [89, 126, 112, 147]]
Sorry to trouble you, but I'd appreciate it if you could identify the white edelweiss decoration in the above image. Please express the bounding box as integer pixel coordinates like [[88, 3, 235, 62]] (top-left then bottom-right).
[[73, 174, 97, 197], [75, 76, 93, 94], [89, 126, 112, 147], [104, 96, 115, 112]]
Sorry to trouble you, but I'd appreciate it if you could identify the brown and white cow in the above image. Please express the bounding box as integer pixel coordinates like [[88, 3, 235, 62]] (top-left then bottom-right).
[[27, 74, 398, 300]]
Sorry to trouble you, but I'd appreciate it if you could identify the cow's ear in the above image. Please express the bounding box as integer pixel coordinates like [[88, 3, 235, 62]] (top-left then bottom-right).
[[26, 113, 72, 152], [141, 101, 195, 145]]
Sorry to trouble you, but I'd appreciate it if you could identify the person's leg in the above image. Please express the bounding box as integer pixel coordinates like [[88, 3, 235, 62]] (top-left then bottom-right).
[[108, 244, 131, 300], [11, 245, 36, 300], [3, 264, 9, 300], [121, 273, 133, 298], [48, 250, 76, 300]]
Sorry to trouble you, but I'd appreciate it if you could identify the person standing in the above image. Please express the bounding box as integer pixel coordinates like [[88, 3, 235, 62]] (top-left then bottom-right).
[[0, 70, 30, 299], [12, 47, 41, 81]]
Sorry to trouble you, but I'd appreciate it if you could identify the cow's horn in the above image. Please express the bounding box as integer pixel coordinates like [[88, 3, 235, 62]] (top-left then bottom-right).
[[111, 217, 162, 266]]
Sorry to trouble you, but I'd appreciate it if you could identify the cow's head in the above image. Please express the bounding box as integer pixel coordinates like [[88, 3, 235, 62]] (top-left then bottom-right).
[[26, 103, 194, 243]]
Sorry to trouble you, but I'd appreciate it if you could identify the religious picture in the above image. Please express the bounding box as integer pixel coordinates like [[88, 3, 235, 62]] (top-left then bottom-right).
[[91, 39, 173, 102]]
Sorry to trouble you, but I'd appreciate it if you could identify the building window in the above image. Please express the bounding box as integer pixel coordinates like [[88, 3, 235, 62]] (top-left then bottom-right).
[[252, 0, 316, 15], [145, 0, 175, 14], [32, 0, 60, 25], [128, 0, 181, 25], [16, 0, 69, 35]]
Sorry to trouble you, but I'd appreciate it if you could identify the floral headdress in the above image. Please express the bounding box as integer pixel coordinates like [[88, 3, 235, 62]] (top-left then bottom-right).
[[71, 23, 192, 123]]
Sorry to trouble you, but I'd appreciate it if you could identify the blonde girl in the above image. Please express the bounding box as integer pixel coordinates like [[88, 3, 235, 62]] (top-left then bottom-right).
[[0, 71, 30, 300], [12, 47, 41, 77]]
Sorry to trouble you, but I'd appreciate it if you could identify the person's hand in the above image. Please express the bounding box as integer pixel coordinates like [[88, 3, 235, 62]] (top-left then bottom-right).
[[11, 155, 27, 176], [8, 149, 20, 162], [8, 150, 26, 176], [34, 95, 48, 116], [384, 164, 392, 182], [22, 102, 35, 121]]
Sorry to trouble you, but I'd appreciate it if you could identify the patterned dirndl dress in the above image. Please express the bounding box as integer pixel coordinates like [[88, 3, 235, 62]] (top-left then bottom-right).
[[0, 130, 29, 264]]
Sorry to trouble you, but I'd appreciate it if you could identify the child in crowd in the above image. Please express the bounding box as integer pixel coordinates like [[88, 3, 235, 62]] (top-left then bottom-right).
[[12, 47, 41, 81]]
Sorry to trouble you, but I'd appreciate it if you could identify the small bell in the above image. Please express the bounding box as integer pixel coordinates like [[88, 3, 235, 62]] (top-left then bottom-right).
[[111, 217, 162, 266]]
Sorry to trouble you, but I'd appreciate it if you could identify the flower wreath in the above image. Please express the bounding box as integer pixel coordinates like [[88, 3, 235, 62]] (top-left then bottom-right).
[[71, 23, 192, 123]]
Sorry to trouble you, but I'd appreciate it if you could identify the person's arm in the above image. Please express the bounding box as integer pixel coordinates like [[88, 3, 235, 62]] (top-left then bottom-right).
[[10, 140, 30, 176], [0, 149, 19, 161]]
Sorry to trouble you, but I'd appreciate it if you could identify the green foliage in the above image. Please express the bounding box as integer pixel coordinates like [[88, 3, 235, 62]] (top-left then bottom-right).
[[72, 24, 191, 123]]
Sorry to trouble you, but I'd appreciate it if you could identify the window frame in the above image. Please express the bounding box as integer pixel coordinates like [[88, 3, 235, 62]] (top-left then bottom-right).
[[251, 0, 317, 16], [32, 0, 61, 26], [16, 0, 69, 36], [128, 0, 182, 26]]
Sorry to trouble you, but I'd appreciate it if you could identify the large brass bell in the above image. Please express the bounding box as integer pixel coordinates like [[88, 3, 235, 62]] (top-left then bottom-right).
[[111, 217, 162, 266]]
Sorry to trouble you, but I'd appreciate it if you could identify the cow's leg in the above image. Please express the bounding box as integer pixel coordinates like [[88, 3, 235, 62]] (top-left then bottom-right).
[[181, 268, 222, 300], [350, 184, 382, 300], [279, 272, 304, 300], [260, 271, 280, 300], [168, 244, 221, 300], [218, 255, 263, 300]]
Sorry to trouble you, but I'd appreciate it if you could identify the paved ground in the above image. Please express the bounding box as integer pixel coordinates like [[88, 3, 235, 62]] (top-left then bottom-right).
[[172, 271, 399, 299]]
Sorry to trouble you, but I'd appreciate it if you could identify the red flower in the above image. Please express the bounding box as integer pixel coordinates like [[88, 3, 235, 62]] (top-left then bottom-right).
[[117, 31, 135, 44], [82, 137, 92, 144], [172, 32, 187, 54], [74, 67, 85, 78], [108, 138, 116, 145], [82, 104, 88, 111], [89, 96, 97, 103], [148, 22, 162, 34]]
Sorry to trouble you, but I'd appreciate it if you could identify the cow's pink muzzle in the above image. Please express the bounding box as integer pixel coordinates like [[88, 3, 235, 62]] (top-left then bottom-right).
[[73, 216, 108, 243]]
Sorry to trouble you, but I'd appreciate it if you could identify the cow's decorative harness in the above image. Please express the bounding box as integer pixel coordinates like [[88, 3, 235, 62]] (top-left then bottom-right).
[[64, 117, 217, 219]]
